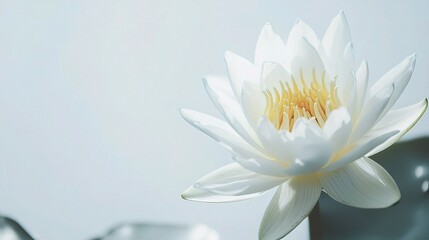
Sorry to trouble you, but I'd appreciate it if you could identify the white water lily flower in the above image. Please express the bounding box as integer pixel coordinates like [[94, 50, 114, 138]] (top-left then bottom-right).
[[180, 11, 427, 240]]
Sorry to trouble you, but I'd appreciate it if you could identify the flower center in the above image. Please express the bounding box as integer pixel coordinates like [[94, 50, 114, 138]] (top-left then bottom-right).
[[263, 70, 341, 131]]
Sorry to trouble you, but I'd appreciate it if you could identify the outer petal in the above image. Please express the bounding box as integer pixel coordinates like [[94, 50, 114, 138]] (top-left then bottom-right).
[[232, 155, 290, 177], [367, 98, 428, 156], [203, 76, 262, 150], [224, 51, 258, 101], [369, 53, 416, 118], [190, 163, 287, 196], [319, 157, 400, 208], [255, 23, 287, 70], [350, 83, 395, 143], [259, 176, 321, 240], [180, 109, 266, 160], [181, 186, 263, 203], [323, 130, 399, 172]]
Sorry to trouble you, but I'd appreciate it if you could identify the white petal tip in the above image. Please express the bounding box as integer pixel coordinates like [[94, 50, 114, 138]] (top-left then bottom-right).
[[179, 108, 189, 117], [404, 53, 417, 69], [261, 22, 275, 33], [224, 50, 232, 58], [181, 187, 194, 200]]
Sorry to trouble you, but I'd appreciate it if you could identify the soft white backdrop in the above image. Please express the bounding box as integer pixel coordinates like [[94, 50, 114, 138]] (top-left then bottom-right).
[[0, 1, 427, 239]]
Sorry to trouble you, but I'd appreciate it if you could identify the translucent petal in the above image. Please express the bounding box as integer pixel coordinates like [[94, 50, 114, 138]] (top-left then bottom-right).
[[231, 155, 290, 177], [191, 163, 287, 196], [323, 130, 399, 172], [260, 61, 290, 91], [241, 81, 267, 130], [321, 11, 355, 105], [286, 19, 318, 47], [284, 19, 319, 70], [284, 119, 333, 175], [224, 51, 258, 101], [353, 60, 369, 117], [367, 98, 428, 156], [289, 37, 325, 87], [323, 107, 352, 152], [180, 109, 266, 159], [259, 177, 321, 240], [350, 83, 394, 143], [322, 10, 352, 71], [255, 23, 287, 70], [320, 157, 400, 208], [181, 186, 263, 203], [203, 76, 262, 150], [369, 54, 416, 118]]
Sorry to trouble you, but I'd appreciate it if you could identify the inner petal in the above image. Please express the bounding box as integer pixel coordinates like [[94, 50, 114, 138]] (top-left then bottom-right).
[[263, 69, 341, 131]]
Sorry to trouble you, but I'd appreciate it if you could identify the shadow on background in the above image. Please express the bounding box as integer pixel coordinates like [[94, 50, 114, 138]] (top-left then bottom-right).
[[312, 137, 429, 240]]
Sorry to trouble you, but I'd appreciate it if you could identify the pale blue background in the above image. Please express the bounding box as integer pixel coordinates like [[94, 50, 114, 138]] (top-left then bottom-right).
[[0, 1, 427, 239]]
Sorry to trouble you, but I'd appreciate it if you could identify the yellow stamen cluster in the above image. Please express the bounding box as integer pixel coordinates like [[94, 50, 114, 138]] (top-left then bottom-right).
[[264, 70, 341, 131]]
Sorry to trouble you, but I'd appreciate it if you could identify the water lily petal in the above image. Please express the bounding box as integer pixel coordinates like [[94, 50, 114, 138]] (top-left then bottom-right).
[[287, 19, 318, 47], [255, 23, 287, 70], [369, 53, 416, 118], [284, 119, 333, 175], [353, 60, 369, 117], [284, 19, 319, 69], [323, 107, 352, 152], [320, 157, 400, 208], [224, 51, 258, 101], [367, 98, 428, 156], [203, 76, 262, 150], [191, 163, 287, 196], [232, 155, 290, 177], [323, 130, 399, 172], [342, 42, 358, 110], [350, 83, 395, 143], [321, 11, 355, 106], [322, 10, 352, 72], [181, 186, 263, 203], [289, 37, 325, 87], [241, 81, 268, 130], [180, 109, 266, 159], [256, 117, 294, 161], [260, 61, 290, 91], [259, 177, 321, 240]]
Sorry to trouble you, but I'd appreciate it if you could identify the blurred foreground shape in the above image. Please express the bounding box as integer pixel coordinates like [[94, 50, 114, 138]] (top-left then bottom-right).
[[91, 223, 220, 240], [0, 216, 34, 240]]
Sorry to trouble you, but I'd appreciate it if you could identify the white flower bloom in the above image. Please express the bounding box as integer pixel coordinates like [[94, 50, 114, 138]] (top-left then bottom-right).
[[180, 11, 427, 240]]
